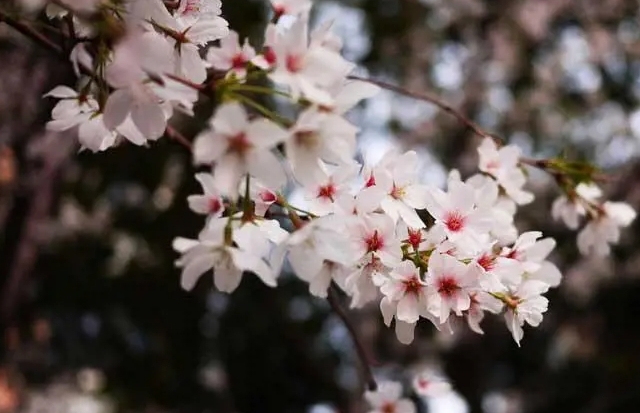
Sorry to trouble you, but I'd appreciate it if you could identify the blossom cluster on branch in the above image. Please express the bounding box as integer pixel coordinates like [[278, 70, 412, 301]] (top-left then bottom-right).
[[4, 0, 637, 406]]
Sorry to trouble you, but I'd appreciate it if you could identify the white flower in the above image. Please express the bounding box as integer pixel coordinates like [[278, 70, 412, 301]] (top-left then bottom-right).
[[380, 261, 428, 323], [45, 87, 146, 152], [346, 254, 390, 308], [365, 381, 416, 413], [303, 162, 360, 215], [577, 201, 636, 256], [500, 280, 550, 346], [187, 173, 225, 218], [173, 218, 277, 292], [500, 231, 561, 287], [426, 253, 476, 323], [349, 213, 402, 267], [472, 250, 523, 292], [271, 0, 312, 17], [206, 30, 256, 79], [269, 15, 355, 105], [239, 179, 278, 216], [279, 215, 356, 296], [464, 173, 518, 244], [132, 0, 229, 83], [193, 103, 288, 196], [551, 182, 602, 229], [286, 108, 358, 185], [412, 372, 451, 398], [477, 138, 533, 205], [425, 180, 492, 253], [375, 151, 431, 229]]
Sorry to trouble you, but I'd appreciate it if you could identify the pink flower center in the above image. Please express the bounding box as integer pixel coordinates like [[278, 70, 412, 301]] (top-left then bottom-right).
[[182, 0, 200, 14], [477, 253, 495, 271], [443, 210, 465, 232], [286, 54, 303, 72], [231, 54, 247, 70], [505, 249, 519, 260], [259, 190, 277, 203], [263, 47, 277, 66], [365, 230, 384, 252], [208, 197, 222, 214], [437, 276, 459, 298], [364, 173, 376, 188], [317, 183, 336, 201], [403, 276, 422, 295], [485, 160, 500, 172], [417, 378, 430, 390], [227, 132, 252, 156], [407, 228, 422, 250], [273, 4, 286, 18]]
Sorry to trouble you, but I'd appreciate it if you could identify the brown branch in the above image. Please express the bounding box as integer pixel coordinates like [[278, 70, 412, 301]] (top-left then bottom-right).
[[327, 285, 378, 392], [348, 75, 494, 141], [164, 73, 206, 92], [164, 125, 192, 150], [0, 11, 63, 54], [348, 75, 614, 184]]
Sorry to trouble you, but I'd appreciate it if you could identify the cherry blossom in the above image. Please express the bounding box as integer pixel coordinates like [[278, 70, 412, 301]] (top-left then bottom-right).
[[500, 231, 561, 287], [424, 180, 492, 253], [551, 182, 602, 229], [206, 30, 256, 79], [412, 371, 452, 397], [286, 108, 358, 185], [268, 14, 355, 105], [380, 261, 428, 323], [187, 173, 225, 219], [496, 280, 550, 346], [271, 0, 312, 18], [193, 103, 288, 196], [577, 201, 636, 256], [364, 381, 416, 413], [477, 137, 533, 205], [302, 162, 360, 215], [172, 218, 277, 292], [426, 252, 476, 323], [375, 151, 431, 229]]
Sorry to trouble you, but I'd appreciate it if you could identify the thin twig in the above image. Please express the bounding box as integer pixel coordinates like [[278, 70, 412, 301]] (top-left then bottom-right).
[[164, 73, 206, 92], [347, 75, 607, 180], [165, 125, 192, 150], [348, 75, 494, 141], [0, 10, 63, 54], [327, 285, 378, 392]]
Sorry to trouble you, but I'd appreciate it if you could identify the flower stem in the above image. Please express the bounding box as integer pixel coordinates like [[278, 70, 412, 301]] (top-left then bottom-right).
[[231, 93, 293, 126]]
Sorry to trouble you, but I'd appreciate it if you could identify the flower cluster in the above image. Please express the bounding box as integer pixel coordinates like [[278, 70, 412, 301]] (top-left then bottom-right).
[[23, 0, 636, 350]]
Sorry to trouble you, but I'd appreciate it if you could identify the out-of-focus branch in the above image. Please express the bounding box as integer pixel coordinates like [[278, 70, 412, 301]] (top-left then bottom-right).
[[0, 10, 62, 54], [327, 285, 378, 392], [164, 125, 192, 150], [1, 134, 72, 321]]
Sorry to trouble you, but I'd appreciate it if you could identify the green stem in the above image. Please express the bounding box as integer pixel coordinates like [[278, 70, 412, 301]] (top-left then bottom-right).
[[229, 84, 292, 99], [231, 93, 292, 126]]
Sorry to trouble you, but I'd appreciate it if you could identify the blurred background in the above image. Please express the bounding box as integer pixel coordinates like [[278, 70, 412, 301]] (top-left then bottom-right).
[[1, 0, 640, 412]]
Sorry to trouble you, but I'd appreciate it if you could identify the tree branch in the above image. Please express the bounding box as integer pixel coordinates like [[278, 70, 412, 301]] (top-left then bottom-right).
[[164, 125, 192, 150], [327, 284, 378, 392], [0, 10, 63, 54], [348, 75, 494, 141]]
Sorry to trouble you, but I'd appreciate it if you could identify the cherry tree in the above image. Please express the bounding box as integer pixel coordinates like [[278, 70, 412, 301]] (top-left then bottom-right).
[[0, 0, 636, 409]]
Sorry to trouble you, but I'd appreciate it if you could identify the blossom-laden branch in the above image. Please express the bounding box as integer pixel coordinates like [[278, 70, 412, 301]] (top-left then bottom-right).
[[4, 0, 638, 411]]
